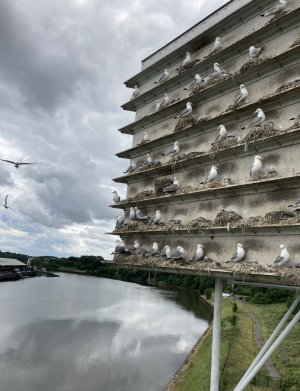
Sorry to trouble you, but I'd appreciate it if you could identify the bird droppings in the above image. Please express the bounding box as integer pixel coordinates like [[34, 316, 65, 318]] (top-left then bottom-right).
[[174, 117, 197, 132]]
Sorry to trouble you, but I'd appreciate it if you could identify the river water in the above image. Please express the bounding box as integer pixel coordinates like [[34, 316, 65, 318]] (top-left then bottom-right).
[[0, 273, 211, 391]]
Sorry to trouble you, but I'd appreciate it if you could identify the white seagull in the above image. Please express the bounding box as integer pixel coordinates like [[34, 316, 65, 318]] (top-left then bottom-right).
[[203, 63, 222, 84], [139, 131, 150, 144], [249, 46, 263, 60], [124, 160, 136, 174], [115, 214, 124, 228], [163, 245, 173, 259], [171, 246, 185, 260], [146, 153, 153, 164], [162, 177, 179, 193], [0, 159, 36, 168], [231, 84, 248, 109], [112, 190, 120, 204], [111, 240, 125, 255], [150, 242, 160, 256], [205, 166, 218, 183], [261, 0, 287, 17], [244, 108, 266, 129], [183, 74, 203, 91], [135, 207, 150, 221], [209, 37, 222, 55], [226, 243, 245, 263], [174, 102, 193, 119], [151, 210, 162, 225], [130, 85, 140, 100], [178, 52, 192, 71], [158, 93, 170, 110], [162, 141, 180, 158], [129, 207, 136, 221], [154, 68, 170, 84], [191, 244, 205, 261], [250, 155, 263, 177], [271, 244, 290, 267], [213, 125, 227, 143], [124, 240, 140, 254]]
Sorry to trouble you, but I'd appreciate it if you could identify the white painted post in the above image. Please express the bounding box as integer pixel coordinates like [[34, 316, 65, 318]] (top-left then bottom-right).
[[234, 308, 300, 391], [210, 278, 223, 391], [235, 294, 300, 389]]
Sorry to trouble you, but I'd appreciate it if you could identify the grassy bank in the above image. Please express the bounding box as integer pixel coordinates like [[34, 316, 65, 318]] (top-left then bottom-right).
[[171, 298, 300, 391]]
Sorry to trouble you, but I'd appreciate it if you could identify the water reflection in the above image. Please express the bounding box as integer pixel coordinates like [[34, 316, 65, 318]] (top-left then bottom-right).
[[0, 274, 211, 391]]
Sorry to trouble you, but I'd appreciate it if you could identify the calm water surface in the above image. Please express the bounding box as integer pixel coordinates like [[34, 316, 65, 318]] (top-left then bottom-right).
[[0, 273, 211, 391]]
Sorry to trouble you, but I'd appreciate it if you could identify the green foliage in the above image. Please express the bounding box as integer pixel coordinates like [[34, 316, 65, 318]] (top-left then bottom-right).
[[280, 374, 300, 390], [204, 288, 212, 300], [248, 288, 293, 304], [232, 303, 238, 313]]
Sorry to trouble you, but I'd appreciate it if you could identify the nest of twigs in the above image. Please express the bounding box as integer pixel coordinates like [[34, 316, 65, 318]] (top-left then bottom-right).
[[276, 79, 300, 93], [263, 211, 297, 224], [174, 151, 205, 163], [243, 123, 284, 151], [225, 261, 268, 274], [201, 178, 232, 189], [267, 10, 289, 24], [174, 117, 197, 132], [178, 59, 199, 74], [250, 172, 278, 182], [155, 178, 173, 196], [169, 98, 180, 106], [128, 189, 153, 202], [214, 210, 243, 226], [209, 137, 238, 158], [273, 268, 300, 286], [176, 186, 199, 195], [240, 58, 264, 73], [137, 161, 161, 173], [192, 259, 224, 272], [289, 38, 300, 49], [187, 217, 212, 230]]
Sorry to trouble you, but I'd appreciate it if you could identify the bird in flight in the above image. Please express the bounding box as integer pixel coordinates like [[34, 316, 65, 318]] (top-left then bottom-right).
[[0, 159, 36, 168], [3, 195, 13, 211]]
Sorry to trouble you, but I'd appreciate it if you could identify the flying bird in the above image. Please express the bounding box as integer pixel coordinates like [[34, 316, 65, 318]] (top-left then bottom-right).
[[249, 45, 263, 60], [205, 166, 218, 183], [115, 214, 124, 228], [212, 125, 227, 144], [3, 195, 13, 210], [0, 159, 36, 168], [191, 244, 205, 261], [270, 244, 290, 267], [124, 160, 136, 174], [130, 85, 140, 100], [151, 210, 162, 225], [226, 243, 245, 263], [171, 246, 185, 260], [129, 207, 136, 221], [124, 240, 140, 254], [174, 102, 193, 119], [135, 207, 150, 221], [162, 141, 180, 158], [162, 177, 179, 193], [183, 74, 203, 91], [250, 155, 263, 177], [244, 108, 266, 130], [260, 0, 287, 17], [230, 84, 249, 109], [158, 93, 170, 110], [154, 68, 170, 84], [112, 190, 120, 204], [209, 37, 222, 55]]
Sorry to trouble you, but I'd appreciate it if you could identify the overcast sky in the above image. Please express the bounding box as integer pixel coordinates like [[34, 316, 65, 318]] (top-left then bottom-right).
[[0, 0, 226, 259]]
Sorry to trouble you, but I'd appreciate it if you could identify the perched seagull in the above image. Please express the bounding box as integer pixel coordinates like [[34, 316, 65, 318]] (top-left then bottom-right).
[[124, 240, 140, 254], [250, 155, 263, 177], [115, 214, 124, 228], [177, 52, 192, 71], [150, 242, 160, 256], [3, 195, 13, 210], [158, 93, 170, 110], [135, 207, 150, 221], [226, 243, 245, 263], [191, 244, 205, 261], [249, 46, 263, 60], [111, 240, 125, 255], [271, 244, 290, 267], [209, 37, 222, 55], [183, 74, 203, 91], [139, 131, 150, 144], [124, 160, 136, 174], [230, 84, 249, 109], [146, 153, 153, 164], [261, 0, 287, 17], [171, 246, 185, 260], [130, 85, 140, 100], [153, 100, 160, 113], [213, 125, 227, 144], [129, 207, 136, 221], [154, 68, 170, 84], [0, 159, 36, 168], [162, 141, 180, 158], [174, 102, 193, 119], [112, 190, 120, 204], [244, 108, 266, 129], [162, 245, 173, 259], [151, 210, 162, 225], [203, 63, 222, 84], [162, 177, 179, 193], [205, 166, 218, 183]]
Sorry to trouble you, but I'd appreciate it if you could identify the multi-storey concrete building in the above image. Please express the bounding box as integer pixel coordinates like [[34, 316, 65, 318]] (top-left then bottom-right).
[[111, 1, 300, 389]]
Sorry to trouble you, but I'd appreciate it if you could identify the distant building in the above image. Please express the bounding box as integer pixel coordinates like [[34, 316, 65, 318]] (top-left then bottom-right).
[[0, 258, 27, 273]]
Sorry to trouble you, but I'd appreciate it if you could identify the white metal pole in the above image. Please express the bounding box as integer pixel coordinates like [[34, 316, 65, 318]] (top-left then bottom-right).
[[210, 278, 223, 391], [234, 308, 300, 391], [235, 294, 300, 389]]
